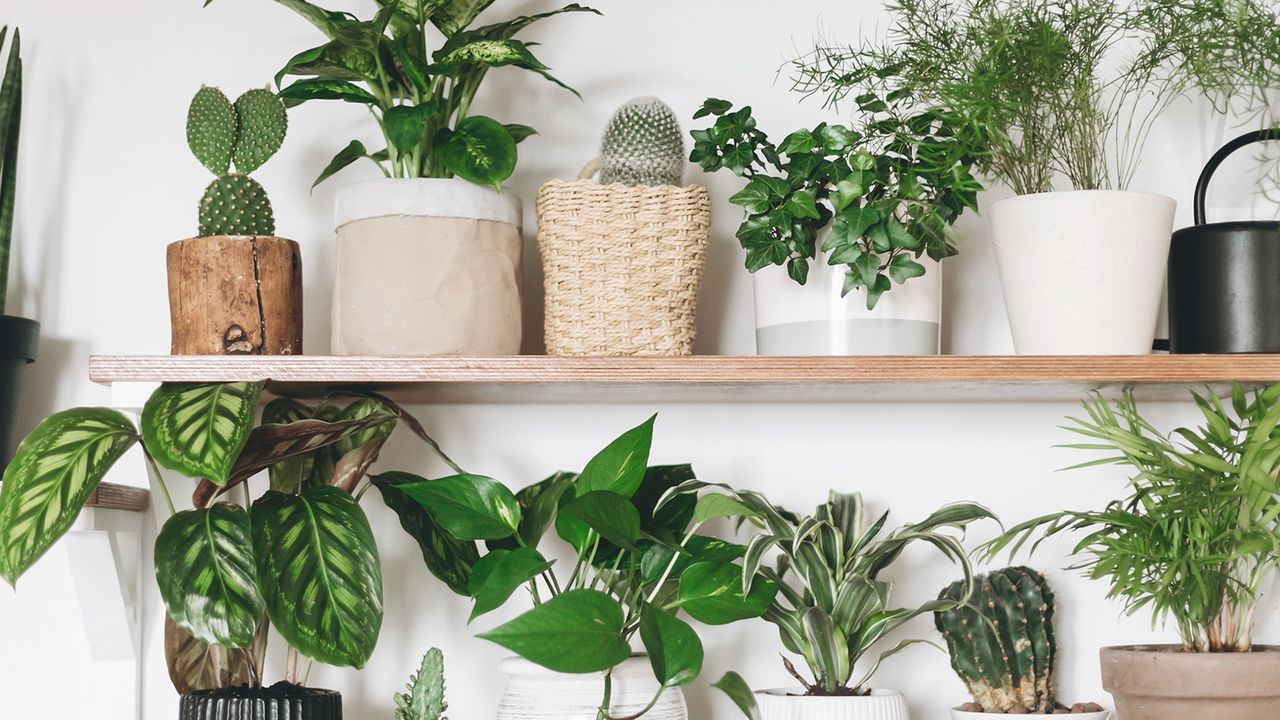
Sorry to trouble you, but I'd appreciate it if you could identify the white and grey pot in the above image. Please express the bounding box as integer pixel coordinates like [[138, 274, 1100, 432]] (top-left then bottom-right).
[[331, 177, 524, 356], [752, 238, 942, 355], [755, 688, 911, 720], [987, 190, 1175, 355], [495, 656, 687, 720]]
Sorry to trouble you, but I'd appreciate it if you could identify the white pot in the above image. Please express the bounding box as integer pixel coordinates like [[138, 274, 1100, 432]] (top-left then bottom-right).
[[331, 178, 524, 356], [950, 709, 1110, 720], [987, 190, 1175, 355], [495, 656, 687, 720], [752, 241, 942, 355], [755, 688, 911, 720]]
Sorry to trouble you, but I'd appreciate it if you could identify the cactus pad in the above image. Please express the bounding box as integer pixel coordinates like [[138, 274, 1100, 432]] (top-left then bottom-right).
[[198, 174, 275, 237], [394, 648, 448, 720], [187, 86, 236, 175], [232, 88, 287, 174], [599, 96, 685, 187]]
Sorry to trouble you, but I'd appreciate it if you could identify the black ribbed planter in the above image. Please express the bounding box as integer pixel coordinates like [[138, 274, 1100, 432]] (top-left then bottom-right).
[[0, 314, 38, 468], [179, 683, 341, 720]]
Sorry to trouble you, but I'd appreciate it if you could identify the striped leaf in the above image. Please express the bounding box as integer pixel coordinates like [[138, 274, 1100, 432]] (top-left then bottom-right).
[[803, 607, 851, 691], [262, 398, 314, 493], [253, 486, 383, 667], [142, 382, 263, 485], [0, 408, 138, 584], [164, 615, 260, 694], [155, 504, 263, 647]]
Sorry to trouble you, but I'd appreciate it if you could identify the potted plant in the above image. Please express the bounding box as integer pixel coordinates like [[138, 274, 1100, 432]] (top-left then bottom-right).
[[675, 488, 996, 720], [690, 91, 984, 355], [935, 566, 1108, 718], [986, 385, 1280, 719], [0, 27, 37, 468], [373, 416, 778, 720], [170, 85, 303, 355], [0, 383, 456, 718], [201, 0, 598, 356]]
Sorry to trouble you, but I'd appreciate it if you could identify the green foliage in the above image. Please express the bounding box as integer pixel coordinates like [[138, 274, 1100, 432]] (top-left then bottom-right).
[[987, 385, 1280, 652], [935, 567, 1057, 712], [0, 27, 22, 316], [141, 382, 263, 486], [690, 96, 982, 309], [600, 97, 686, 187], [395, 648, 448, 720], [478, 589, 633, 673]]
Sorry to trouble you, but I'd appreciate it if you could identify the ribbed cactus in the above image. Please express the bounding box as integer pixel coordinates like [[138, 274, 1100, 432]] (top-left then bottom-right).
[[187, 85, 287, 236], [935, 566, 1057, 713], [394, 648, 448, 720], [599, 96, 685, 187]]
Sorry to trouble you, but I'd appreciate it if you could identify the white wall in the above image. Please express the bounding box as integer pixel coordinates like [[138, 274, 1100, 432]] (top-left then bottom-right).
[[2, 1, 1278, 718]]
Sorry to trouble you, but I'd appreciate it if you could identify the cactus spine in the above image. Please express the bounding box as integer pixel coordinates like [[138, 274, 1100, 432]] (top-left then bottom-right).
[[599, 96, 685, 187], [187, 85, 287, 236], [934, 566, 1057, 713], [394, 647, 448, 720]]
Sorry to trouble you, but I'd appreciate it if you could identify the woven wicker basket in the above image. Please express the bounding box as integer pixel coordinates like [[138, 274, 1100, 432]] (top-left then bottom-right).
[[537, 161, 711, 356]]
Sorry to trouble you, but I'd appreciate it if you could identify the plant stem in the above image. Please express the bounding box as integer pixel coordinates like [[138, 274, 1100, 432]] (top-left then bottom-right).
[[143, 449, 177, 516], [285, 647, 299, 685]]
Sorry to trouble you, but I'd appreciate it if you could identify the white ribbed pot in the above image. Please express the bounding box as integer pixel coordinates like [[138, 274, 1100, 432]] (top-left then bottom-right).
[[755, 688, 911, 720], [331, 178, 524, 356], [950, 709, 1110, 720], [752, 239, 942, 355], [495, 656, 687, 720], [987, 190, 1175, 355]]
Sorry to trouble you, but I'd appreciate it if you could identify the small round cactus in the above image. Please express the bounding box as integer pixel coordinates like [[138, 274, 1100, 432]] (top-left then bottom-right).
[[198, 174, 275, 237], [599, 96, 685, 187]]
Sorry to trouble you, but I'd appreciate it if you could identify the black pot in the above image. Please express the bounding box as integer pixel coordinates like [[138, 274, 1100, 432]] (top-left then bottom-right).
[[179, 684, 341, 720], [1169, 128, 1280, 353], [0, 314, 38, 468]]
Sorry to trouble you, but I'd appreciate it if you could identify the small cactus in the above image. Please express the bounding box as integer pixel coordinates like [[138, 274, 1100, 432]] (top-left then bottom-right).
[[394, 648, 448, 720], [599, 96, 685, 187], [187, 85, 287, 237], [934, 567, 1057, 713]]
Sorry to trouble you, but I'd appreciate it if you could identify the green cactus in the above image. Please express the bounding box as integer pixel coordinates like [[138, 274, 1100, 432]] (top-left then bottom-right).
[[394, 648, 448, 720], [599, 96, 685, 187], [934, 566, 1057, 713], [187, 85, 287, 237]]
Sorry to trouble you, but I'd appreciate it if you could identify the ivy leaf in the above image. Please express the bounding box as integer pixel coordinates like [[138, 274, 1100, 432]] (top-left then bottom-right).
[[835, 173, 866, 212], [888, 253, 928, 284], [693, 98, 733, 119], [783, 189, 821, 220], [787, 257, 809, 284], [820, 125, 859, 152], [853, 252, 881, 288], [851, 149, 876, 171], [829, 206, 881, 249], [886, 218, 921, 250], [728, 178, 772, 215], [863, 274, 892, 309], [778, 129, 817, 155]]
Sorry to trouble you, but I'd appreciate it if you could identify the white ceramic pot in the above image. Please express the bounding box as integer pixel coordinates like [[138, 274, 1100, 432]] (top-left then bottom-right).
[[495, 656, 687, 720], [987, 190, 1175, 355], [755, 688, 911, 720], [950, 709, 1110, 720], [753, 242, 942, 355], [331, 178, 524, 356]]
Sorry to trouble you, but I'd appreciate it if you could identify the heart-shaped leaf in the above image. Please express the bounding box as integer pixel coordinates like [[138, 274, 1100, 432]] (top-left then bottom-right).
[[398, 473, 521, 541], [677, 561, 778, 626], [434, 115, 516, 192], [712, 671, 762, 720], [467, 547, 552, 620], [373, 472, 479, 596], [478, 589, 630, 673], [640, 602, 703, 687], [142, 382, 262, 486], [577, 415, 655, 498], [561, 490, 641, 550]]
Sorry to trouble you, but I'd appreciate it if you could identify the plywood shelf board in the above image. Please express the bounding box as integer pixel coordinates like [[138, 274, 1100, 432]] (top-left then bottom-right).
[[86, 482, 150, 512]]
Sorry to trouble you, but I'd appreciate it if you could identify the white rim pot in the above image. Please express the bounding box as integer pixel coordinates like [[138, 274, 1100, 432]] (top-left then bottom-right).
[[754, 687, 911, 720], [950, 708, 1110, 720], [495, 656, 687, 720], [753, 237, 942, 356], [987, 190, 1175, 355], [331, 178, 524, 356]]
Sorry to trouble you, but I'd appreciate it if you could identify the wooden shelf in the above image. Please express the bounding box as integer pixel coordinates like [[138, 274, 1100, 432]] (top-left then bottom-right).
[[87, 483, 150, 512], [87, 354, 1280, 403]]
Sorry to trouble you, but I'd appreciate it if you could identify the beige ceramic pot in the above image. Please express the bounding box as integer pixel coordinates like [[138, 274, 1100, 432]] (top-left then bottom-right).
[[1101, 645, 1280, 720]]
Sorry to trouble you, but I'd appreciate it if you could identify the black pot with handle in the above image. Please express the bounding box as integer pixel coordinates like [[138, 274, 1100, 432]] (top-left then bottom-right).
[[0, 314, 39, 467], [1169, 128, 1280, 354]]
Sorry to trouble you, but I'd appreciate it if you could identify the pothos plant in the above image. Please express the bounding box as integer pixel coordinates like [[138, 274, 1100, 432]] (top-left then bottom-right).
[[690, 90, 983, 309], [373, 416, 780, 718], [0, 382, 455, 693], [201, 0, 598, 192]]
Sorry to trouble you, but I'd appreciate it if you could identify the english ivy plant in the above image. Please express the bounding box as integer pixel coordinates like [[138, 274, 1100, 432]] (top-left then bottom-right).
[[690, 93, 984, 309], [202, 0, 598, 191], [375, 415, 779, 718], [0, 383, 455, 694]]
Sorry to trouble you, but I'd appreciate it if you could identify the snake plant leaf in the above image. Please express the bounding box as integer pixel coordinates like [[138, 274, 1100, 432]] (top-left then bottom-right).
[[478, 589, 630, 673], [712, 671, 762, 720], [0, 408, 138, 584], [466, 547, 552, 620], [164, 616, 260, 694], [430, 0, 495, 37], [155, 504, 263, 647], [372, 471, 479, 595], [639, 602, 703, 688], [433, 115, 516, 192], [677, 561, 778, 626], [142, 382, 262, 486], [577, 414, 655, 498], [0, 25, 20, 315], [397, 473, 521, 541]]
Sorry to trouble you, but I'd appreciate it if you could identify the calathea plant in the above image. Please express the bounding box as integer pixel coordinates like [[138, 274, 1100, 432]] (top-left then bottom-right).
[[0, 383, 453, 695], [690, 92, 983, 309], [374, 416, 780, 717]]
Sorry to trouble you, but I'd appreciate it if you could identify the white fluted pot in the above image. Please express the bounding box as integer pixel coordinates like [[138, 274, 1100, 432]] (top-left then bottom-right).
[[755, 688, 911, 720], [495, 656, 687, 720]]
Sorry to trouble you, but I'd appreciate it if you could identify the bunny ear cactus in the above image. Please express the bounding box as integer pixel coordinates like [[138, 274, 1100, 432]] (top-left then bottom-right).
[[935, 566, 1057, 713], [187, 85, 288, 237], [394, 648, 448, 720], [599, 96, 685, 187]]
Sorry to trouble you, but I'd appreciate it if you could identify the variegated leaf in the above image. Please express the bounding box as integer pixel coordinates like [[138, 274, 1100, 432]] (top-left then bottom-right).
[[803, 607, 850, 690], [262, 398, 314, 493], [142, 382, 263, 485], [433, 39, 546, 70], [0, 408, 138, 584], [430, 0, 495, 37], [164, 616, 260, 694]]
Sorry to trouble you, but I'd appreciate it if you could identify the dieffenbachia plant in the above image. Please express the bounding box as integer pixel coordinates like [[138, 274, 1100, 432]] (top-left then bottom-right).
[[0, 383, 456, 693], [0, 26, 22, 316], [374, 416, 779, 719], [202, 0, 598, 192]]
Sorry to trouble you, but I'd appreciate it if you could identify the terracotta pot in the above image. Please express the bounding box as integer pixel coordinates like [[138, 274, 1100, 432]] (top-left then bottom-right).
[[1100, 644, 1280, 720], [754, 687, 910, 720]]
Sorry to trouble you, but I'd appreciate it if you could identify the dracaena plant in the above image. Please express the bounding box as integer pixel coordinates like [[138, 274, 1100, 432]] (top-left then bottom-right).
[[0, 383, 457, 693], [372, 416, 780, 718], [202, 0, 598, 192]]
